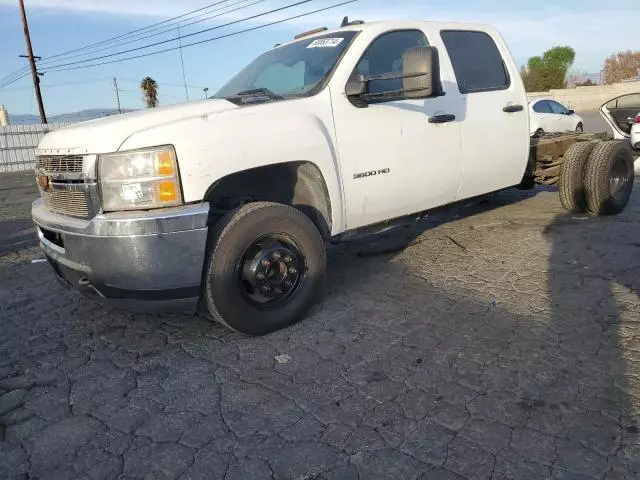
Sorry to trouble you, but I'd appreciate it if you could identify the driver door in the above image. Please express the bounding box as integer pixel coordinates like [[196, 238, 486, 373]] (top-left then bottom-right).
[[331, 30, 463, 230]]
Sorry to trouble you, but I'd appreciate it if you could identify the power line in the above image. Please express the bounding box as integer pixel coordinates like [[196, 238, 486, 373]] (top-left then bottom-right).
[[42, 0, 238, 61], [0, 76, 209, 91], [43, 0, 320, 71], [0, 0, 240, 86], [0, 77, 111, 91], [0, 68, 30, 85], [36, 0, 266, 67], [0, 71, 32, 89], [43, 0, 357, 74]]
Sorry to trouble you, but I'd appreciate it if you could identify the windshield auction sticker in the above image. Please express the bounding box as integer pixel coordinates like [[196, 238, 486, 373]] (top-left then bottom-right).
[[307, 38, 344, 48]]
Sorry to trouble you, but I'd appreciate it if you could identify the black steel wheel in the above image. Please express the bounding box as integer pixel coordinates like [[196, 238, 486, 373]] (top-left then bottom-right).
[[202, 202, 326, 335], [239, 234, 305, 308], [584, 140, 635, 215]]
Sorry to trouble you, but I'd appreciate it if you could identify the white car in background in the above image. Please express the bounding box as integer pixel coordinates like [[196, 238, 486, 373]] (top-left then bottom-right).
[[600, 93, 640, 151], [529, 98, 584, 136]]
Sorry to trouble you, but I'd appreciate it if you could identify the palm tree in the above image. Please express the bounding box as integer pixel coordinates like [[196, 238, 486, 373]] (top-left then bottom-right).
[[140, 77, 159, 108]]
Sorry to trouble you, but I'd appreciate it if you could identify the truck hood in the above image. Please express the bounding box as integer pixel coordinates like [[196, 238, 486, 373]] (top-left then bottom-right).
[[37, 99, 239, 155]]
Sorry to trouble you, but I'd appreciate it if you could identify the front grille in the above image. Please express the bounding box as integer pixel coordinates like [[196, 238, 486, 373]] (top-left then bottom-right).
[[36, 155, 84, 174], [41, 188, 89, 217], [35, 154, 96, 218]]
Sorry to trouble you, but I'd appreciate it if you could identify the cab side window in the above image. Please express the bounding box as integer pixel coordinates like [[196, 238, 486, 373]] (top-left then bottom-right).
[[353, 30, 428, 97], [441, 30, 510, 93]]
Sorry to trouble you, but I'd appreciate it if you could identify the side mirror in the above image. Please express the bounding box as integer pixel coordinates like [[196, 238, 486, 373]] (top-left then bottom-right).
[[402, 46, 441, 99], [346, 74, 367, 97], [567, 109, 575, 115]]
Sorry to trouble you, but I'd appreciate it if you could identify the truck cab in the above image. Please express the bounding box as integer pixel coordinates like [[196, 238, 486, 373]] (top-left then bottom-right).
[[33, 20, 531, 334]]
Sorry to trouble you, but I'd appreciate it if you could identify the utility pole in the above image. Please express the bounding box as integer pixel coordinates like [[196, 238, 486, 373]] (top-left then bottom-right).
[[18, 0, 47, 124], [177, 24, 189, 102], [113, 77, 122, 113], [203, 87, 209, 99]]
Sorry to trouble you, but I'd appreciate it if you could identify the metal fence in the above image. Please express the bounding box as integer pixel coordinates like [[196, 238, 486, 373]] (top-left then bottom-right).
[[0, 123, 74, 173]]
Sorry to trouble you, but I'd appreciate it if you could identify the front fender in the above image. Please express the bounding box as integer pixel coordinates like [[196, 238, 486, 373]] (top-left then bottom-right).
[[119, 92, 346, 234]]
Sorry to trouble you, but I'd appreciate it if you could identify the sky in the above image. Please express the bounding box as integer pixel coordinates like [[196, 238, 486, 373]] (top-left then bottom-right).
[[0, 0, 638, 116]]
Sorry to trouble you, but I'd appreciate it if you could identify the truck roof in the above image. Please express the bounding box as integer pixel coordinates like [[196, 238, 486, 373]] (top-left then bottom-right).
[[288, 20, 496, 43]]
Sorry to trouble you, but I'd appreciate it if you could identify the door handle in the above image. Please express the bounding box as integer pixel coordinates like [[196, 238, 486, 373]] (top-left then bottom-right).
[[503, 104, 524, 113], [429, 114, 456, 124]]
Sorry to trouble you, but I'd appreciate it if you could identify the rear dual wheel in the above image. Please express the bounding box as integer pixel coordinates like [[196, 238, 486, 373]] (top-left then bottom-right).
[[558, 140, 634, 215], [202, 202, 326, 335], [584, 141, 635, 215], [558, 141, 598, 212]]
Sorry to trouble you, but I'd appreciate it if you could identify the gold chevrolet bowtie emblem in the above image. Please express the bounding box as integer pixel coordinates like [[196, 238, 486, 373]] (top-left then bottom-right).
[[37, 175, 51, 190]]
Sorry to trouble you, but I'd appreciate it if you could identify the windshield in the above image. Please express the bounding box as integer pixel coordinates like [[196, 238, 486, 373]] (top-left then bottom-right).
[[215, 31, 358, 101]]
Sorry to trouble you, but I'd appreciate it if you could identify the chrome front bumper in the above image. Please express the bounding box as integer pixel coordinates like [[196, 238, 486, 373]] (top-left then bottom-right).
[[32, 199, 210, 306]]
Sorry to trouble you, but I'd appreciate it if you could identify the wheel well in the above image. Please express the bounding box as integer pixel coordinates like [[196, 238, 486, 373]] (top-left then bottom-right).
[[203, 161, 332, 237]]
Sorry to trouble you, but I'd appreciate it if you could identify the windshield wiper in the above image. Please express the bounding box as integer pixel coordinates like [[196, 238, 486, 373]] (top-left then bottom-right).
[[233, 88, 284, 101]]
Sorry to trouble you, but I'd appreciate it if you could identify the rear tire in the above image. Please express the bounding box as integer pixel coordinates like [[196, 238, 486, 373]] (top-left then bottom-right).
[[584, 140, 635, 215], [575, 123, 584, 133], [202, 202, 326, 335], [558, 141, 599, 212]]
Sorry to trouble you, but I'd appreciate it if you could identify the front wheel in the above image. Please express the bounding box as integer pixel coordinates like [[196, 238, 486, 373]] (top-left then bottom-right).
[[575, 123, 584, 133], [202, 202, 326, 335]]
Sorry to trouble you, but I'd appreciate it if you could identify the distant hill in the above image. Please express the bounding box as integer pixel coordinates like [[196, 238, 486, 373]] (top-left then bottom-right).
[[9, 108, 136, 125]]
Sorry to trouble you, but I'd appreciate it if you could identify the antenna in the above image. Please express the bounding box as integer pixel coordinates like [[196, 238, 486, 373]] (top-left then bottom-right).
[[341, 16, 349, 27]]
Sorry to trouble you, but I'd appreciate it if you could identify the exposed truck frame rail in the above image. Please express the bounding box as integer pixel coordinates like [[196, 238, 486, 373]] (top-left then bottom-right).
[[524, 132, 610, 187]]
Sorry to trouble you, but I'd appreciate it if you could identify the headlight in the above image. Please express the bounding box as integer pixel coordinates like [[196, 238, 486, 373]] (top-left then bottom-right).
[[99, 146, 182, 211]]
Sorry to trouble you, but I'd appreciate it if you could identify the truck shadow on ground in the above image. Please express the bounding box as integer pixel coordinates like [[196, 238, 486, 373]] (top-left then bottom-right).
[[0, 185, 639, 478], [317, 186, 640, 476]]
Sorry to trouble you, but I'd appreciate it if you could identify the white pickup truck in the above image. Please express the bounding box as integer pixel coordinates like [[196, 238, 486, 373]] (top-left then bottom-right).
[[32, 20, 635, 334]]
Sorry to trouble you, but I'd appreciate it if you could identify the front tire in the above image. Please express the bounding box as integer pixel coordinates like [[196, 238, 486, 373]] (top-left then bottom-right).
[[575, 122, 584, 133], [202, 202, 326, 335]]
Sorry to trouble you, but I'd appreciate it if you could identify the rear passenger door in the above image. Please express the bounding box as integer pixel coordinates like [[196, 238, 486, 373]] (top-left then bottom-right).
[[440, 29, 530, 199]]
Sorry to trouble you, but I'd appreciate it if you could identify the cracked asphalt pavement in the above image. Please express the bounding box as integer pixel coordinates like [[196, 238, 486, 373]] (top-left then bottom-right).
[[1, 170, 640, 479]]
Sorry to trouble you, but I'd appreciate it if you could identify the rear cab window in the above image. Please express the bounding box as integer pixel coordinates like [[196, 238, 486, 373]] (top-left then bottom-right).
[[440, 30, 510, 94]]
